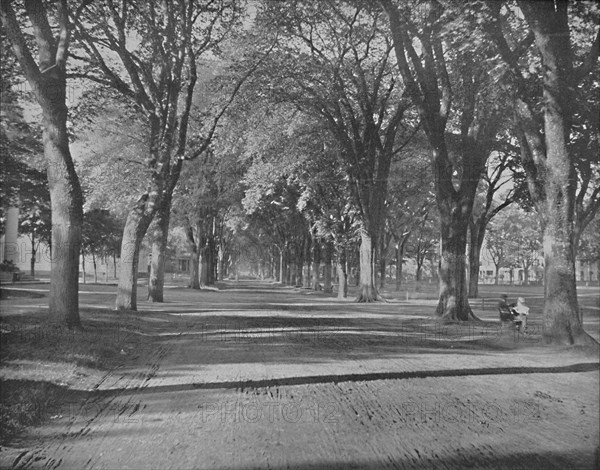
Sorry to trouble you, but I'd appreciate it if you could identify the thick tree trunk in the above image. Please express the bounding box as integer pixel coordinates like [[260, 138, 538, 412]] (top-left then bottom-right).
[[356, 231, 379, 302], [337, 245, 348, 299], [296, 263, 303, 287], [214, 252, 219, 283], [189, 250, 200, 289], [503, 1, 597, 346], [355, 248, 360, 287], [542, 223, 591, 344], [1, 2, 84, 327], [81, 251, 86, 285], [226, 253, 231, 279], [280, 249, 287, 285], [207, 233, 216, 285], [279, 250, 284, 283], [435, 214, 473, 321], [312, 237, 321, 290], [323, 240, 333, 293], [416, 244, 425, 285], [43, 97, 83, 327], [382, 1, 486, 320], [116, 199, 155, 311], [186, 223, 200, 289], [30, 238, 36, 277], [395, 246, 401, 290], [295, 242, 304, 287], [213, 242, 218, 284], [378, 236, 386, 290], [219, 252, 226, 281], [468, 224, 483, 298], [395, 240, 406, 290], [148, 196, 172, 302], [303, 235, 311, 288], [200, 246, 209, 286], [289, 261, 295, 285], [92, 253, 98, 283]]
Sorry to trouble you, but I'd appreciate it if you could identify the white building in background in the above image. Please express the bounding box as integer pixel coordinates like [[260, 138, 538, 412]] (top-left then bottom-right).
[[575, 258, 599, 284], [1, 206, 149, 281], [477, 239, 598, 285]]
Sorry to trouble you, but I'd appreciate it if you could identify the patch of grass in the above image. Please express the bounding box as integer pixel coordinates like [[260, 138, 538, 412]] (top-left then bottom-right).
[[1, 322, 121, 370], [0, 309, 150, 370], [0, 379, 85, 445], [0, 309, 153, 446], [0, 288, 45, 300]]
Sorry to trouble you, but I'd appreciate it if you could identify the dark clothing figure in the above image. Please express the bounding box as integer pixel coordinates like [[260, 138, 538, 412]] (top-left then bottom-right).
[[498, 295, 514, 322]]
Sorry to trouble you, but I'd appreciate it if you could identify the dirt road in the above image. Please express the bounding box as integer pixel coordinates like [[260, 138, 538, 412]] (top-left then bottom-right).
[[2, 281, 599, 469]]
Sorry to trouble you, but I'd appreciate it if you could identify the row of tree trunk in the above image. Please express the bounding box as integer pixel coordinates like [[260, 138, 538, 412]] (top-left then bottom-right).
[[185, 214, 228, 289], [260, 231, 426, 300]]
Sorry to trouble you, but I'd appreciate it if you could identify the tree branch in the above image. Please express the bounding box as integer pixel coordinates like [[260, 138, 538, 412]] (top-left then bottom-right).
[[0, 1, 43, 89], [23, 0, 56, 70], [55, 0, 70, 70], [187, 41, 276, 161]]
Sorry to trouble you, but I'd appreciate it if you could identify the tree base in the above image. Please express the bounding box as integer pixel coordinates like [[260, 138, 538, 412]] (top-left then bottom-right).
[[64, 319, 83, 330], [355, 292, 387, 303], [543, 330, 599, 348], [435, 300, 479, 321]]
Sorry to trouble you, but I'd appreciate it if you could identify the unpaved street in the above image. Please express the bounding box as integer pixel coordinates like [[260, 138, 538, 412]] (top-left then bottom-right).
[[2, 281, 599, 469]]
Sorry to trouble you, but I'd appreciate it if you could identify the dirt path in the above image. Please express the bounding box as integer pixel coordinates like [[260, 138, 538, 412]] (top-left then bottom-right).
[[2, 281, 599, 469]]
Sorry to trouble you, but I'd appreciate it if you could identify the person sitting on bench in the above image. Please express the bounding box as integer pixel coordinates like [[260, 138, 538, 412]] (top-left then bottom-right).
[[512, 297, 529, 333], [498, 294, 514, 322]]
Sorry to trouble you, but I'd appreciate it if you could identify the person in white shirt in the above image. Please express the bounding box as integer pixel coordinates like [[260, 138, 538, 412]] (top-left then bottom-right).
[[512, 297, 529, 333]]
